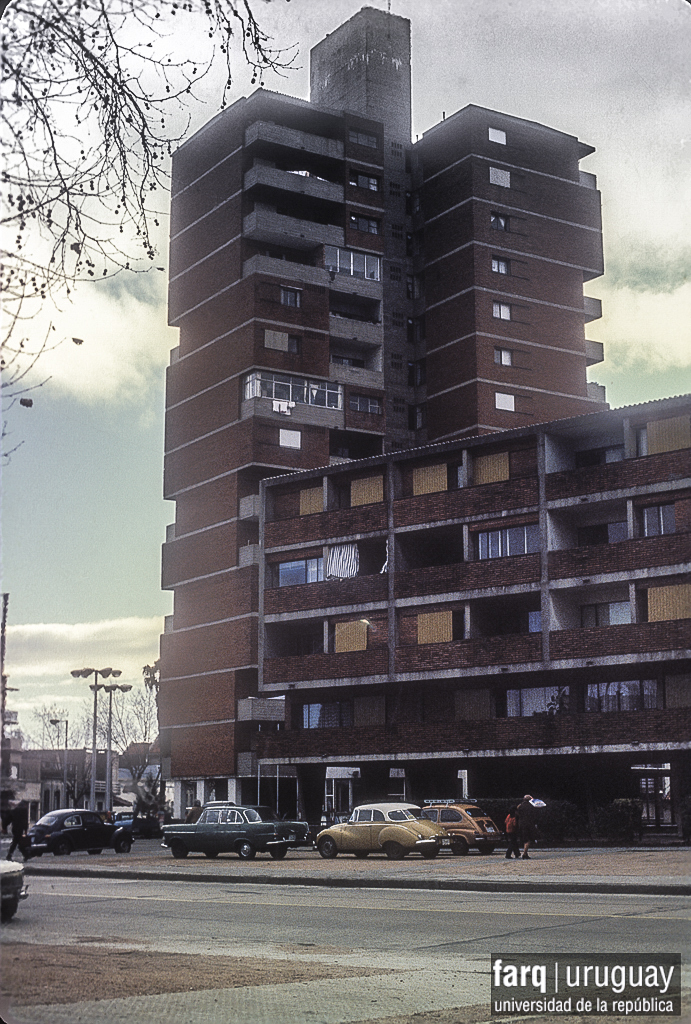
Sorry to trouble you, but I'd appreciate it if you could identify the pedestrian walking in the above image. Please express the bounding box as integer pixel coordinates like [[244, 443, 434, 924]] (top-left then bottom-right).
[[6, 800, 30, 862], [184, 799, 202, 824], [515, 794, 539, 859], [504, 805, 520, 859]]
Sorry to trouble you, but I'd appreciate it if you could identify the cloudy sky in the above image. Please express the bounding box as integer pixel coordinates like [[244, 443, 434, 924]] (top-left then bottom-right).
[[3, 0, 690, 739]]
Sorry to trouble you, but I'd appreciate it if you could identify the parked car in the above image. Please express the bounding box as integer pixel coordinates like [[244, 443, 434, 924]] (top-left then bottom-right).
[[1, 861, 28, 922], [316, 802, 454, 860], [421, 800, 500, 854], [27, 810, 133, 856], [161, 802, 311, 860], [112, 812, 162, 838]]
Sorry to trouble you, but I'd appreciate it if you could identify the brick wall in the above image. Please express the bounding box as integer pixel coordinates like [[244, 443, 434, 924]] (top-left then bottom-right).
[[549, 619, 691, 661], [263, 648, 388, 684], [548, 534, 691, 580], [162, 522, 238, 588], [174, 569, 258, 630], [546, 449, 691, 500], [264, 574, 388, 614], [394, 478, 539, 528], [158, 671, 237, 728], [394, 554, 541, 599], [170, 723, 236, 777], [395, 633, 542, 672], [265, 504, 388, 547], [160, 617, 257, 678]]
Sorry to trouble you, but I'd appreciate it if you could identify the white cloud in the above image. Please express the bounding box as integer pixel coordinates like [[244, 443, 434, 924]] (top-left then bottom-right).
[[594, 282, 691, 370], [6, 616, 163, 684]]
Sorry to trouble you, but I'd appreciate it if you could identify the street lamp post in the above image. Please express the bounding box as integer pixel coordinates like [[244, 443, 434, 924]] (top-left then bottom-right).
[[71, 668, 121, 811], [49, 717, 69, 808], [103, 682, 132, 812]]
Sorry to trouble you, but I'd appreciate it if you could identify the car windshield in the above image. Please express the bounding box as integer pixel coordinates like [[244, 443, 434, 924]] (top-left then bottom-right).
[[35, 814, 60, 827]]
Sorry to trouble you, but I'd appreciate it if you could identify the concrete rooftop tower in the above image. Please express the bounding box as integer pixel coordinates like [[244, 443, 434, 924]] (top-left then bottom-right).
[[310, 6, 412, 143]]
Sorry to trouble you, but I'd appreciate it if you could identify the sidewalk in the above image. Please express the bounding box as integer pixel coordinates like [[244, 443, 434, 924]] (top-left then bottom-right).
[[15, 841, 691, 895]]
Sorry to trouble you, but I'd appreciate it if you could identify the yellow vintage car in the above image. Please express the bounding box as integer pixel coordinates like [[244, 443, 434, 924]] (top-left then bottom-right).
[[315, 802, 453, 860], [421, 800, 500, 855]]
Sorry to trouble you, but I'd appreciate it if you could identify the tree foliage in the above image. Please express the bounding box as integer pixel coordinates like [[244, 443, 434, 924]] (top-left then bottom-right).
[[0, 0, 294, 364]]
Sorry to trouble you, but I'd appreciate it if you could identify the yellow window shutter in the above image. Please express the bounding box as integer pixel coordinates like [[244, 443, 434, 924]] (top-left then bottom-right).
[[648, 584, 691, 622], [334, 619, 368, 653], [417, 610, 453, 645], [350, 475, 384, 507], [474, 451, 509, 485], [412, 463, 448, 495], [353, 694, 385, 726], [646, 415, 691, 455], [299, 487, 323, 516], [455, 689, 491, 720]]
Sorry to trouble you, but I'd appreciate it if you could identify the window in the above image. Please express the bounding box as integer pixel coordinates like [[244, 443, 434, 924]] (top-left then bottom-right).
[[494, 348, 512, 366], [493, 302, 511, 320], [586, 680, 657, 713], [324, 246, 380, 280], [391, 312, 405, 327], [277, 557, 323, 587], [528, 610, 542, 633], [280, 287, 300, 308], [643, 504, 676, 537], [331, 353, 365, 368], [406, 274, 423, 299], [636, 427, 648, 456], [348, 129, 378, 149], [390, 353, 403, 370], [495, 392, 515, 411], [488, 127, 507, 145], [390, 223, 404, 239], [581, 601, 631, 627], [389, 264, 402, 281], [389, 181, 402, 196], [490, 166, 511, 187], [349, 394, 382, 414], [408, 403, 426, 430], [477, 523, 540, 559], [349, 214, 379, 234], [391, 141, 404, 158], [492, 256, 509, 274], [349, 171, 379, 191], [577, 521, 628, 546], [279, 428, 301, 449], [244, 372, 343, 409], [301, 701, 353, 729], [505, 686, 569, 717], [575, 446, 625, 467], [393, 398, 406, 415], [408, 359, 426, 386], [491, 211, 510, 231]]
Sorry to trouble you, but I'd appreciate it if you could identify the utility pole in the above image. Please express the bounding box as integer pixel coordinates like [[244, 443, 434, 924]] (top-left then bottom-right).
[[1, 594, 9, 785]]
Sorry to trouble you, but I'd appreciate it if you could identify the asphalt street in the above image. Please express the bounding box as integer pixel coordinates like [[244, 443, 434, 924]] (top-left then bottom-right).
[[2, 875, 690, 1024]]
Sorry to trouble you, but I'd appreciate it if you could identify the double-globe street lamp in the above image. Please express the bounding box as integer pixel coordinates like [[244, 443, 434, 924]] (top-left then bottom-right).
[[71, 667, 122, 811], [49, 716, 69, 808]]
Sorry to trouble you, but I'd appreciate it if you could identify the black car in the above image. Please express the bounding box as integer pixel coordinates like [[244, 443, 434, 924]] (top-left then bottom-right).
[[161, 802, 311, 859], [27, 809, 133, 856]]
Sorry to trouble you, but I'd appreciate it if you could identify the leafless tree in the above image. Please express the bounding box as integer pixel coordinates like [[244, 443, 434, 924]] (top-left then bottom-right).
[[1, 0, 295, 383]]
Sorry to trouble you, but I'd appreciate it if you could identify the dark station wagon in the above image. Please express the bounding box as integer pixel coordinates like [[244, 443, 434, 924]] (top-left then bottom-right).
[[161, 803, 311, 860], [27, 809, 134, 856]]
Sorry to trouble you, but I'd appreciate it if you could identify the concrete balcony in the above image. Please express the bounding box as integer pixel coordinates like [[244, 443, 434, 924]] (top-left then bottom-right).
[[240, 396, 344, 430], [585, 339, 604, 366], [395, 555, 541, 600], [395, 633, 543, 674], [587, 381, 607, 403], [238, 543, 260, 567], [243, 254, 328, 286], [329, 274, 381, 301], [329, 364, 384, 389], [237, 697, 285, 722], [329, 314, 383, 346], [584, 296, 602, 322], [548, 534, 691, 581], [239, 494, 261, 521], [244, 165, 344, 205], [243, 209, 344, 250], [545, 448, 691, 501], [245, 121, 344, 162], [549, 618, 691, 663]]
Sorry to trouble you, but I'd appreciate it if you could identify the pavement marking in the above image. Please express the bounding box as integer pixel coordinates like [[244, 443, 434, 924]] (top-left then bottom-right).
[[32, 889, 691, 921]]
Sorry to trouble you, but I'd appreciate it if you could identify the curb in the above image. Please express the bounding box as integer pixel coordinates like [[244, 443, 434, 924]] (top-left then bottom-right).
[[23, 864, 691, 897]]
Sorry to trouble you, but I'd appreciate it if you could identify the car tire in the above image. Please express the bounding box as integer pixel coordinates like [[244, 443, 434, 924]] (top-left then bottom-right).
[[353, 851, 369, 859], [54, 839, 71, 857], [170, 841, 188, 859], [451, 839, 469, 856], [420, 846, 439, 860], [317, 837, 338, 859], [383, 842, 406, 861], [1, 898, 19, 923], [237, 841, 256, 860], [478, 845, 495, 855], [87, 849, 103, 855], [269, 846, 288, 860], [204, 850, 219, 859], [114, 837, 132, 854]]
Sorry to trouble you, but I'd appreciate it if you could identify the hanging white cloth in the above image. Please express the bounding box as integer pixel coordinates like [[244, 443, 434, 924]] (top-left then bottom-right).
[[326, 543, 359, 579], [379, 538, 389, 574]]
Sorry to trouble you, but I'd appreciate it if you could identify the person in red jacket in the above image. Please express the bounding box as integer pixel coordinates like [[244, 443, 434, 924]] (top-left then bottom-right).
[[504, 805, 520, 860]]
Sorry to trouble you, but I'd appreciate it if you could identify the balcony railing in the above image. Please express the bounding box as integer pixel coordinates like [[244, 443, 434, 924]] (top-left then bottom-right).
[[548, 534, 691, 580], [263, 648, 388, 684], [395, 555, 541, 599], [243, 209, 344, 250], [545, 448, 691, 500], [395, 633, 543, 673], [264, 573, 388, 614], [265, 504, 388, 547], [549, 618, 691, 662]]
